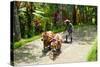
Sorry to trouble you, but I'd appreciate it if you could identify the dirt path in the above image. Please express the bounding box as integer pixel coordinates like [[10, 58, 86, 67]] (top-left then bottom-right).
[[14, 25, 97, 66]]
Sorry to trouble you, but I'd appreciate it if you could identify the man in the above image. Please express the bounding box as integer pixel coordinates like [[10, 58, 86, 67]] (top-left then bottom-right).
[[64, 19, 73, 43]]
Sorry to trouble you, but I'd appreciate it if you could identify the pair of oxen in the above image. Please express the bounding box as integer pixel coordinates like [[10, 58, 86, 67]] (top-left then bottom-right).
[[41, 31, 62, 59]]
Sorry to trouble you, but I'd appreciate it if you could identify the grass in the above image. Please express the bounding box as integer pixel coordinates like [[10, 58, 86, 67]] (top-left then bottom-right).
[[87, 38, 97, 61], [14, 35, 41, 49]]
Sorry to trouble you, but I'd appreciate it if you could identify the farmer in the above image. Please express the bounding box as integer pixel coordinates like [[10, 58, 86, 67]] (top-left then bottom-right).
[[64, 19, 73, 43]]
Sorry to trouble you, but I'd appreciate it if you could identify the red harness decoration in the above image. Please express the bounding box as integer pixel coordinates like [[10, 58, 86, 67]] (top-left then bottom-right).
[[51, 38, 56, 43]]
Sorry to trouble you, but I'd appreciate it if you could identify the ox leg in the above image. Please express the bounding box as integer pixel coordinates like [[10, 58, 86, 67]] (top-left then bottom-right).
[[48, 44, 51, 51]]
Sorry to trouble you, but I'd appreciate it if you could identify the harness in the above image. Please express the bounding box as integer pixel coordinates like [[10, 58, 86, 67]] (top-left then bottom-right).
[[51, 38, 56, 42], [50, 38, 58, 49]]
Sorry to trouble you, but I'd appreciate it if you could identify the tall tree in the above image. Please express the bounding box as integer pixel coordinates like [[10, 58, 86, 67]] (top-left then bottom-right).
[[72, 5, 77, 24], [13, 1, 21, 41], [26, 2, 34, 37]]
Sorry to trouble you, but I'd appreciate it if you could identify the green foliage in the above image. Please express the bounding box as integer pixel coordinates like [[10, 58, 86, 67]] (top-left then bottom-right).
[[52, 25, 66, 33], [87, 38, 97, 61], [14, 35, 40, 49]]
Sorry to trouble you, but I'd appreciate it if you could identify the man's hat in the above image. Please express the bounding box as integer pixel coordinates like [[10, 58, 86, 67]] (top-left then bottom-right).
[[64, 19, 70, 23]]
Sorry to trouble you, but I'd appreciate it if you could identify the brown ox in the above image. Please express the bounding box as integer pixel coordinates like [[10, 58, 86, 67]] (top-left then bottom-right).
[[50, 33, 62, 53], [41, 31, 54, 51], [49, 33, 62, 60]]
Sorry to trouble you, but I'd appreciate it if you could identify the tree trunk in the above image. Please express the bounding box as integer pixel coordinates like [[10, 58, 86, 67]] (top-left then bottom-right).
[[94, 7, 97, 25], [73, 5, 77, 24], [13, 1, 21, 41], [26, 2, 34, 37]]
